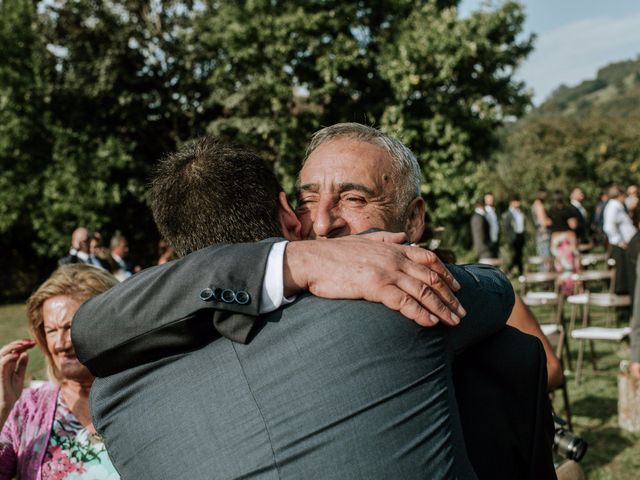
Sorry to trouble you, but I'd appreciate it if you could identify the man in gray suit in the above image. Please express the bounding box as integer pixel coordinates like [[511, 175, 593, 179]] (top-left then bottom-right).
[[470, 199, 492, 260], [74, 137, 517, 479]]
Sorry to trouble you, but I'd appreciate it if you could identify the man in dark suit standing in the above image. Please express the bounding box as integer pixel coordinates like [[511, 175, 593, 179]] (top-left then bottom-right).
[[502, 194, 526, 276], [570, 187, 590, 246], [471, 199, 492, 260], [76, 137, 515, 479]]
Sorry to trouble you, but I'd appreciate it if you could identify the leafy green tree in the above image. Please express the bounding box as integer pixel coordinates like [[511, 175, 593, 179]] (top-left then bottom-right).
[[0, 0, 54, 297], [190, 0, 532, 210], [379, 1, 532, 240], [479, 114, 640, 212], [1, 0, 534, 296]]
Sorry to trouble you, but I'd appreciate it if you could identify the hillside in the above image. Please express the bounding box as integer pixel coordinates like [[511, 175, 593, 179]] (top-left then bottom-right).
[[534, 56, 640, 117]]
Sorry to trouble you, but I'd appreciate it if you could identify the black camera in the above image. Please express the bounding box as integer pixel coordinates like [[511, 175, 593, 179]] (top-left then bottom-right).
[[553, 416, 588, 462]]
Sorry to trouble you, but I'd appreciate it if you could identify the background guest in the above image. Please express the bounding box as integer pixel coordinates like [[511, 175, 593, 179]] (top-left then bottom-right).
[[157, 239, 176, 265], [604, 185, 637, 295], [470, 198, 492, 260], [110, 233, 136, 281], [531, 190, 552, 271], [484, 193, 500, 258], [502, 194, 526, 275], [593, 190, 609, 246], [569, 187, 591, 249], [0, 264, 119, 479], [58, 227, 91, 266], [548, 190, 579, 295]]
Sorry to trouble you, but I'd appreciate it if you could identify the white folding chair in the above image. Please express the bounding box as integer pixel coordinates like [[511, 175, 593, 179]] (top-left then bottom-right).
[[570, 292, 632, 385], [567, 269, 618, 332], [479, 257, 502, 267], [520, 272, 572, 370]]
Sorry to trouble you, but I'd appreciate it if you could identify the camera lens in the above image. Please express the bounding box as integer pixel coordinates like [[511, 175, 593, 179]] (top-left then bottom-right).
[[554, 431, 588, 462]]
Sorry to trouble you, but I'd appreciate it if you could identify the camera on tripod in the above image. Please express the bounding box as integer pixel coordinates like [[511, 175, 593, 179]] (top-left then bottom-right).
[[553, 415, 588, 462]]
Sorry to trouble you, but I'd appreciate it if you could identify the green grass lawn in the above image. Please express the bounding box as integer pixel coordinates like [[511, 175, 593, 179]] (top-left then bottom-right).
[[2, 301, 639, 478], [0, 304, 47, 382], [551, 330, 640, 479]]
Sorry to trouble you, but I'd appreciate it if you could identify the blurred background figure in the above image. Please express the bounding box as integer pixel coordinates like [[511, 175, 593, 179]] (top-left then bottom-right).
[[626, 184, 639, 225], [569, 187, 591, 250], [58, 227, 90, 266], [483, 193, 500, 258], [470, 198, 492, 260], [157, 239, 176, 265], [548, 190, 579, 295], [0, 264, 119, 479], [110, 233, 138, 281], [502, 194, 526, 276], [593, 190, 610, 247], [531, 190, 552, 271], [87, 232, 113, 270], [604, 185, 637, 295]]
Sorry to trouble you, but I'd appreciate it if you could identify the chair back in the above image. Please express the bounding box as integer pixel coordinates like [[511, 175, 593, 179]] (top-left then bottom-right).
[[579, 253, 610, 269], [571, 269, 616, 294], [518, 272, 559, 296]]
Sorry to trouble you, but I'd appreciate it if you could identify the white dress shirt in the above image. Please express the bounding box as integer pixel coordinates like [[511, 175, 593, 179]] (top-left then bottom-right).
[[603, 198, 637, 246], [570, 199, 588, 221], [509, 207, 525, 234], [260, 240, 295, 313], [484, 206, 500, 243]]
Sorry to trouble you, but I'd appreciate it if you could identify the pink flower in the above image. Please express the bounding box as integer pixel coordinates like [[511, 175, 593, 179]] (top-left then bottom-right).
[[42, 446, 86, 480]]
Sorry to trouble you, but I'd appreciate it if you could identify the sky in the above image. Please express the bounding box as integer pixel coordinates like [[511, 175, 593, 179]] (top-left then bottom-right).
[[459, 0, 640, 104]]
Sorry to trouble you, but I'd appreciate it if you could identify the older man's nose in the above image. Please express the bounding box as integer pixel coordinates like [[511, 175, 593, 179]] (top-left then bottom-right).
[[313, 201, 346, 238]]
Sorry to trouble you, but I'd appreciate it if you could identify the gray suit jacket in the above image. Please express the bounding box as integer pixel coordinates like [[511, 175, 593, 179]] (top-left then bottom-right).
[[73, 240, 276, 377], [470, 212, 491, 259], [88, 264, 514, 479]]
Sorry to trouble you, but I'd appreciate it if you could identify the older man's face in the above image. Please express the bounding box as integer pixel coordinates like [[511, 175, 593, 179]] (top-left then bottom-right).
[[296, 138, 408, 239]]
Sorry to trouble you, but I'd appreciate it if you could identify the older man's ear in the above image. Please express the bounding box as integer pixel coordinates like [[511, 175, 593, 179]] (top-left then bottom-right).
[[277, 191, 303, 241], [404, 197, 426, 244]]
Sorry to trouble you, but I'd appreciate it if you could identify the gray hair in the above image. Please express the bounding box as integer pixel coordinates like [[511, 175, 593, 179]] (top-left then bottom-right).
[[303, 123, 422, 213]]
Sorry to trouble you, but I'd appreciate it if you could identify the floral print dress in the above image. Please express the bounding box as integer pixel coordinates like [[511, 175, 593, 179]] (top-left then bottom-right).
[[41, 395, 119, 480]]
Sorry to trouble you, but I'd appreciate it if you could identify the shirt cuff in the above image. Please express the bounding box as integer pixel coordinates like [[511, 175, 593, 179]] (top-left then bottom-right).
[[259, 240, 296, 314]]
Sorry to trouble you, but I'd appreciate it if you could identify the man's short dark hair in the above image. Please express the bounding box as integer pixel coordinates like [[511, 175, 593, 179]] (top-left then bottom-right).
[[150, 137, 283, 256]]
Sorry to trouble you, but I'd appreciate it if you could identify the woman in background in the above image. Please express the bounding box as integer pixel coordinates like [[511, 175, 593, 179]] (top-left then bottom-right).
[[531, 190, 552, 271], [548, 190, 580, 294], [0, 264, 119, 479]]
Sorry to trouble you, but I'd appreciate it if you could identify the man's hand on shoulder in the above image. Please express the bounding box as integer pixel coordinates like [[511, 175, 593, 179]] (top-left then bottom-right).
[[283, 232, 466, 327]]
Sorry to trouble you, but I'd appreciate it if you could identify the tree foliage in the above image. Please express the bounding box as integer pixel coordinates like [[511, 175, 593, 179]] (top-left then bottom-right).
[[1, 0, 533, 296], [482, 56, 640, 215], [479, 114, 640, 213]]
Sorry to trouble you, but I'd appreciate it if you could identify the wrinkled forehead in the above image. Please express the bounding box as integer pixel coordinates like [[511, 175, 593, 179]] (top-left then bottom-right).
[[299, 138, 395, 191], [42, 295, 81, 327]]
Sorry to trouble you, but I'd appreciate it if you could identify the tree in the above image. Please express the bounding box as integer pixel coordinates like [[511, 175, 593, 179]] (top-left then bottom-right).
[[1, 0, 534, 296], [379, 1, 533, 241], [189, 0, 532, 210], [479, 114, 640, 211]]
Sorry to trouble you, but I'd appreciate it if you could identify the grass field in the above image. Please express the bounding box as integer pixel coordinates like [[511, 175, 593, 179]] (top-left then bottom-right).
[[0, 303, 46, 380], [1, 301, 639, 479]]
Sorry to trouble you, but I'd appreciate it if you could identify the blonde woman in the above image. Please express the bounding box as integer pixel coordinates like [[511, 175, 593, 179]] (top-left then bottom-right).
[[0, 265, 119, 479]]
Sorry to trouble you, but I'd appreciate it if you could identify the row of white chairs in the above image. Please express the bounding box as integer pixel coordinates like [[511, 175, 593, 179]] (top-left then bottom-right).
[[519, 268, 631, 387]]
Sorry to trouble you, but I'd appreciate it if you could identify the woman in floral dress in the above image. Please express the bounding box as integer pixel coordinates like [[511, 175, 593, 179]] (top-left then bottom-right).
[[0, 264, 120, 479]]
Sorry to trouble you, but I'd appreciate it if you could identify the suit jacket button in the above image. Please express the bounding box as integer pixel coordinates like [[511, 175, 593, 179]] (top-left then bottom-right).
[[220, 289, 236, 303], [235, 290, 250, 305], [200, 288, 215, 301]]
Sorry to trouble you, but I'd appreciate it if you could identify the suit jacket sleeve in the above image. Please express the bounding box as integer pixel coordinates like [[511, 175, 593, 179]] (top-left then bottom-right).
[[447, 263, 515, 354], [72, 239, 278, 377]]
